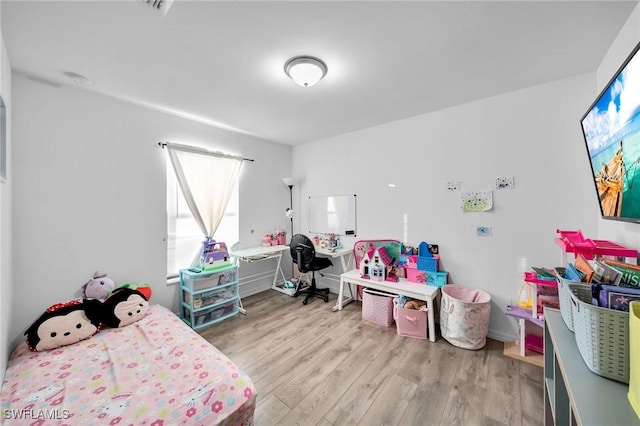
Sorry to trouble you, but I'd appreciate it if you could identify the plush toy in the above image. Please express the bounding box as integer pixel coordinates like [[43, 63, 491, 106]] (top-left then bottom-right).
[[404, 300, 422, 310], [394, 295, 408, 307], [102, 287, 150, 328], [25, 299, 103, 352], [119, 283, 152, 301], [82, 272, 116, 301]]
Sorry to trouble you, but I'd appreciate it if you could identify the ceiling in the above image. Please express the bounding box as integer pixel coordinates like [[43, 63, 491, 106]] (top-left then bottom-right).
[[2, 1, 638, 145]]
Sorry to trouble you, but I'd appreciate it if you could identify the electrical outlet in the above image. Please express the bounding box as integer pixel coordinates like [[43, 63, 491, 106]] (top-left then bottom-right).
[[477, 226, 492, 236], [496, 176, 514, 190], [447, 181, 461, 192]]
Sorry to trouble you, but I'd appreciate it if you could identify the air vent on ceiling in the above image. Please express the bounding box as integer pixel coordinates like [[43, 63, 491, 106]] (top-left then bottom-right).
[[142, 0, 174, 16]]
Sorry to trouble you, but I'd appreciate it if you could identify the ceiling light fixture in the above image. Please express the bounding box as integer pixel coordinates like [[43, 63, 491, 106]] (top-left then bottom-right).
[[284, 56, 327, 88], [63, 71, 92, 87], [142, 0, 174, 16]]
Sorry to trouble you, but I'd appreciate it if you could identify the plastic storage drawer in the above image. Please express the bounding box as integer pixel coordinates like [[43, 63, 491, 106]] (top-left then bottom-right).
[[183, 282, 238, 310], [182, 298, 239, 329], [181, 265, 237, 292]]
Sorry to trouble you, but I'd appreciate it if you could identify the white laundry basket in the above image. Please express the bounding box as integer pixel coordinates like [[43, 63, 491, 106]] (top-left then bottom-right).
[[440, 284, 491, 350]]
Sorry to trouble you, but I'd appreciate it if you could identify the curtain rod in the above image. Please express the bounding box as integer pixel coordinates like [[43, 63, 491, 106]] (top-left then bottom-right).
[[158, 142, 255, 162]]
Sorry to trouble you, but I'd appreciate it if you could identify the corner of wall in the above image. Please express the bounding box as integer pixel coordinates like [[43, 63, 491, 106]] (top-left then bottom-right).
[[0, 12, 14, 379]]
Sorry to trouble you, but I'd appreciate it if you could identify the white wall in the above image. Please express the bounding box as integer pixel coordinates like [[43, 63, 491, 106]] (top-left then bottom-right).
[[596, 3, 640, 248], [10, 74, 291, 348], [292, 74, 599, 341], [0, 1, 13, 378]]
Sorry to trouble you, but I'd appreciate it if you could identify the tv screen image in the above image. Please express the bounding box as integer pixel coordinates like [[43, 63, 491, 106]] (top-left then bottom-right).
[[581, 41, 640, 223]]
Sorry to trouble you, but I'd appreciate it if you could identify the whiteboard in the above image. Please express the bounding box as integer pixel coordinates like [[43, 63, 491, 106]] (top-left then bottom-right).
[[308, 194, 357, 236]]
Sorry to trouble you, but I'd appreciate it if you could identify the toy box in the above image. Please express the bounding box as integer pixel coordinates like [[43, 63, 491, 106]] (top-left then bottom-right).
[[417, 254, 439, 272], [426, 270, 448, 287], [362, 288, 395, 327], [394, 305, 427, 339], [406, 268, 427, 283], [406, 269, 448, 287], [400, 254, 418, 270], [401, 254, 439, 272]]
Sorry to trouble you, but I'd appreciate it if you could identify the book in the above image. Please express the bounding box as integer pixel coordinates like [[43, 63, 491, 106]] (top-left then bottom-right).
[[604, 259, 640, 288], [574, 254, 594, 282], [597, 284, 640, 311], [592, 260, 622, 285], [564, 263, 585, 281], [531, 266, 556, 280]]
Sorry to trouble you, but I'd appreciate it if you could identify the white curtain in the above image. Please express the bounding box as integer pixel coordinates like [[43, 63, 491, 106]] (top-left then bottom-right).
[[166, 142, 243, 243]]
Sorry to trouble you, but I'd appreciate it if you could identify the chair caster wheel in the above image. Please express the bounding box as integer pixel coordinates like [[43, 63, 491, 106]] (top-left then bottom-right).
[[323, 296, 329, 303], [293, 292, 299, 297], [303, 299, 308, 305]]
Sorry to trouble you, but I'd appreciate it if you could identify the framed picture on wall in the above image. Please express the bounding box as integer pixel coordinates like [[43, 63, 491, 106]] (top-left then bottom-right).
[[0, 96, 5, 183]]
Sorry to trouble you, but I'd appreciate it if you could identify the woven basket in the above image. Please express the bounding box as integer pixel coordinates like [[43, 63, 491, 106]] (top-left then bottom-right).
[[568, 283, 630, 383], [555, 270, 589, 332]]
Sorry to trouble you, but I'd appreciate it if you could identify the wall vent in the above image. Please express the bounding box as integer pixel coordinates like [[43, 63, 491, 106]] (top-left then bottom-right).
[[143, 0, 174, 16]]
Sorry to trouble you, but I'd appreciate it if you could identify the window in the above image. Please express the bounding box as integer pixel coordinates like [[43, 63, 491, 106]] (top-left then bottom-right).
[[166, 164, 239, 278]]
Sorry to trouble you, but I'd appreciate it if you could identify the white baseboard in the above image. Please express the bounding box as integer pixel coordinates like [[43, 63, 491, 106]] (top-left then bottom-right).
[[239, 281, 519, 344]]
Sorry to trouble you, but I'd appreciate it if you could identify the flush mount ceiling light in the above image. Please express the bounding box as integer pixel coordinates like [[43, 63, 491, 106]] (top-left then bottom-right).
[[63, 71, 92, 87], [141, 0, 174, 16], [284, 56, 328, 88]]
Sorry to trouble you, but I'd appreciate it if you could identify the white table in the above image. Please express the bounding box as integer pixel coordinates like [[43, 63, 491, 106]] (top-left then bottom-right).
[[544, 309, 640, 425], [335, 269, 440, 342], [314, 246, 353, 272], [228, 245, 289, 313]]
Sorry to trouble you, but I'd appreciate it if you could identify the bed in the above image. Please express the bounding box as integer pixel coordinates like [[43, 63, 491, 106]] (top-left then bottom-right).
[[0, 304, 256, 425]]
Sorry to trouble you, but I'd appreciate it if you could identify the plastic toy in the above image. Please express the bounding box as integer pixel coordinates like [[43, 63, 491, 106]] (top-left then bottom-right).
[[370, 262, 385, 281], [199, 238, 230, 271], [359, 250, 372, 279], [518, 283, 533, 308], [394, 295, 408, 307]]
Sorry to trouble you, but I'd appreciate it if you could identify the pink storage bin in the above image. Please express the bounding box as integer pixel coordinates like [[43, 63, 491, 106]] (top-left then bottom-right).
[[394, 305, 427, 339], [362, 288, 395, 327], [400, 254, 418, 269], [406, 268, 427, 283]]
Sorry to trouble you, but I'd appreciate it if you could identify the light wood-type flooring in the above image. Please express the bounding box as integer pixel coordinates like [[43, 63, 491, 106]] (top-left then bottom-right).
[[198, 290, 543, 426]]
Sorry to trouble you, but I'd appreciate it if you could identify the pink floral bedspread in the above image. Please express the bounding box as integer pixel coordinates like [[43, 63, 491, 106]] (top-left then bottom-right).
[[1, 305, 255, 425]]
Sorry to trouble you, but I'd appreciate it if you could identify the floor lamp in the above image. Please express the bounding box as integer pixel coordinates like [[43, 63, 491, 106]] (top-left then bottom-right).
[[283, 177, 296, 242], [283, 177, 297, 281]]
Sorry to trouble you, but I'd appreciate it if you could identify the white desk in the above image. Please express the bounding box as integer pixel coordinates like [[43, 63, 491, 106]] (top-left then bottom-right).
[[228, 245, 289, 313], [314, 246, 353, 272], [335, 269, 440, 342]]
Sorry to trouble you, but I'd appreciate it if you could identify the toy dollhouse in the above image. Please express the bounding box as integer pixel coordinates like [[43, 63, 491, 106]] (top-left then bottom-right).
[[359, 250, 372, 279], [370, 262, 385, 281], [199, 238, 230, 271]]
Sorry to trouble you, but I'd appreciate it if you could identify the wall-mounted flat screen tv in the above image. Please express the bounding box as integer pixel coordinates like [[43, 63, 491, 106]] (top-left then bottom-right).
[[580, 41, 640, 224]]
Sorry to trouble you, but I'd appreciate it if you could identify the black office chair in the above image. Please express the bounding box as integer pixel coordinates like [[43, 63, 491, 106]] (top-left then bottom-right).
[[290, 234, 333, 305]]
